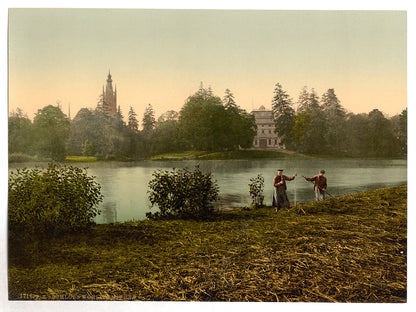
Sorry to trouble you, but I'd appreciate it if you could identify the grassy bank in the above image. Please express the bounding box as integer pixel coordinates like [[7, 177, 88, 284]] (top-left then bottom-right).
[[149, 149, 312, 160], [65, 156, 98, 162], [9, 186, 407, 302]]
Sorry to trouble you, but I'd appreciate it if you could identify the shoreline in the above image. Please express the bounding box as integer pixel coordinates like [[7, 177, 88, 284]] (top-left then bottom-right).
[[8, 149, 408, 164]]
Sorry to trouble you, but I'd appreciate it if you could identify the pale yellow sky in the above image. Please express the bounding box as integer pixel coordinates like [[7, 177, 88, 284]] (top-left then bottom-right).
[[8, 8, 407, 121]]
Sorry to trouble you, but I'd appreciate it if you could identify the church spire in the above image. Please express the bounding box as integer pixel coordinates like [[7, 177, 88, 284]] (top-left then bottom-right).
[[99, 71, 117, 116]]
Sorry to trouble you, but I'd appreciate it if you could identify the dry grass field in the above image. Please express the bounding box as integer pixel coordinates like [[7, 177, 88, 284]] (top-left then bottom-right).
[[9, 186, 406, 302]]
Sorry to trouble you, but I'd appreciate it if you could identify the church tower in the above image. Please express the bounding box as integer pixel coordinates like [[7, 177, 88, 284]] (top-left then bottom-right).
[[101, 71, 117, 116]]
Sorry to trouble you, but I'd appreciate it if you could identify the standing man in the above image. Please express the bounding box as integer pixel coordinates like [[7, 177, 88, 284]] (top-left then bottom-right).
[[272, 169, 297, 210], [304, 170, 327, 201]]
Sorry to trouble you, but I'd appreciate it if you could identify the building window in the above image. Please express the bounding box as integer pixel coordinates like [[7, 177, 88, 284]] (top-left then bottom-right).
[[268, 139, 271, 145], [262, 130, 264, 134], [269, 130, 271, 134], [275, 139, 277, 144], [255, 140, 257, 145]]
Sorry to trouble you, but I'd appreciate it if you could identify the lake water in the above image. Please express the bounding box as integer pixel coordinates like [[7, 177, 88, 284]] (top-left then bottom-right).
[[9, 159, 407, 224]]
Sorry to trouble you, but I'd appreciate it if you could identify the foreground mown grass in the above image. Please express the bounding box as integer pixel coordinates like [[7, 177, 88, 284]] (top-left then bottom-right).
[[9, 186, 407, 302]]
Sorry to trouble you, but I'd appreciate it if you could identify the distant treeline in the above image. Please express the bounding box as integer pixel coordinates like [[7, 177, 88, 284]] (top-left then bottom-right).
[[272, 83, 406, 157], [8, 84, 406, 161]]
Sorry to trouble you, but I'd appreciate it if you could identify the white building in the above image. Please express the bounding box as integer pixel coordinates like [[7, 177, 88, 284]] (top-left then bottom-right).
[[251, 106, 283, 149]]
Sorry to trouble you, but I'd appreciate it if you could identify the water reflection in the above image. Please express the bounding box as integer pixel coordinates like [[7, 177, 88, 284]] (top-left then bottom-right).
[[8, 158, 407, 223], [100, 201, 118, 224]]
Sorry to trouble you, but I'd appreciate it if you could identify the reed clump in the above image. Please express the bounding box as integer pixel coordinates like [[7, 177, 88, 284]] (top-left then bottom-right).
[[8, 185, 407, 302]]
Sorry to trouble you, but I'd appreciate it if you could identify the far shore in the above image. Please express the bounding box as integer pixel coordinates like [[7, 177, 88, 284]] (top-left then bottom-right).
[[8, 149, 407, 164]]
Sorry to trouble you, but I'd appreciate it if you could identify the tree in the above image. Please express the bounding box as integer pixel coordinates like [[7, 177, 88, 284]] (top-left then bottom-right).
[[223, 88, 238, 111], [366, 109, 399, 157], [344, 113, 369, 157], [297, 87, 320, 113], [8, 108, 33, 155], [271, 83, 296, 148], [321, 89, 344, 115], [157, 110, 179, 123], [177, 86, 256, 151], [292, 88, 326, 153], [292, 112, 312, 152], [142, 103, 156, 134], [67, 108, 96, 156], [307, 88, 321, 112], [399, 108, 407, 136], [233, 110, 257, 149], [128, 106, 139, 133], [296, 87, 310, 113], [125, 106, 143, 157], [67, 108, 130, 159], [109, 107, 128, 156], [178, 87, 228, 151], [32, 105, 70, 160], [321, 88, 346, 154], [221, 88, 257, 150], [153, 119, 181, 154], [397, 108, 407, 154], [140, 103, 157, 155]]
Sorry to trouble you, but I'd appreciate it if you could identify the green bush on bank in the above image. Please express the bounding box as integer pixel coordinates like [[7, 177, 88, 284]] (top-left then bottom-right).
[[8, 163, 103, 237], [249, 174, 265, 209], [147, 166, 219, 219]]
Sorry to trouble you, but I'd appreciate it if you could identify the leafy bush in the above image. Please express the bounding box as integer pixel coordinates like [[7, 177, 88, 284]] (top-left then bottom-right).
[[249, 174, 264, 209], [8, 163, 103, 237], [147, 166, 219, 219]]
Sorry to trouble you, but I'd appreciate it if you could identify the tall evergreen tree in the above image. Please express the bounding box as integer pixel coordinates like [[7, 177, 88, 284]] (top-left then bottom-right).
[[271, 83, 295, 148], [308, 88, 321, 112], [293, 87, 326, 153], [321, 89, 344, 114], [128, 106, 139, 133], [142, 104, 156, 134], [321, 88, 346, 154], [223, 88, 238, 111], [296, 86, 310, 113], [222, 88, 257, 150]]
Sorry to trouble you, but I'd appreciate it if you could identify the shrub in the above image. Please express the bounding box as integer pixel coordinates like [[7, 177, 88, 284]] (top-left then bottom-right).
[[8, 163, 103, 237], [249, 174, 264, 209], [147, 166, 219, 219]]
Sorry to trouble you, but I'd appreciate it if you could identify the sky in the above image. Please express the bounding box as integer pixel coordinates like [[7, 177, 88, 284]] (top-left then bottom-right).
[[7, 6, 407, 123]]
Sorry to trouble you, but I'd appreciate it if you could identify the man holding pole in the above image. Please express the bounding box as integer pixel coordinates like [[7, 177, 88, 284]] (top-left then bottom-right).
[[272, 169, 297, 210], [303, 170, 327, 201]]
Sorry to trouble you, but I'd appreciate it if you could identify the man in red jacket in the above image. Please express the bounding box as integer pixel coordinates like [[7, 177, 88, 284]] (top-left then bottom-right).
[[304, 170, 327, 201]]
